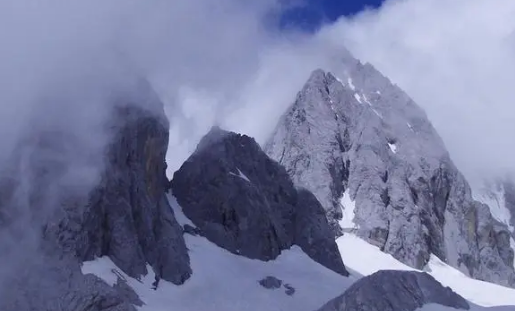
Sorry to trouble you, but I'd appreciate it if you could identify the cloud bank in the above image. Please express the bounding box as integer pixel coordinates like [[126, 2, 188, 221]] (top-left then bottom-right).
[[319, 0, 515, 182], [155, 0, 515, 184]]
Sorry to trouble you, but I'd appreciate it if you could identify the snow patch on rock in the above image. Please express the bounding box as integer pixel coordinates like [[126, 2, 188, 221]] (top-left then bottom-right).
[[388, 142, 397, 154], [347, 77, 356, 90], [230, 168, 251, 183], [337, 234, 515, 308], [353, 93, 362, 103], [339, 189, 358, 231]]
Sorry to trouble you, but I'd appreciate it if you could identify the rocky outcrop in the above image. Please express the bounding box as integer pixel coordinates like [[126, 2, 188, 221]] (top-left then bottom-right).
[[316, 270, 469, 311], [0, 79, 190, 309], [265, 67, 515, 286], [171, 127, 348, 276], [52, 104, 191, 285]]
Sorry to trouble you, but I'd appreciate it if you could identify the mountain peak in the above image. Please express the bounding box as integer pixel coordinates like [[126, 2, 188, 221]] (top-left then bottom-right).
[[266, 64, 515, 287], [172, 127, 349, 276]]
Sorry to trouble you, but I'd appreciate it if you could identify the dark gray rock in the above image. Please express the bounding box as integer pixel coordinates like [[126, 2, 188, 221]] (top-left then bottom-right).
[[259, 276, 283, 289], [0, 79, 191, 309], [316, 270, 470, 311], [0, 251, 137, 311], [113, 276, 144, 307], [171, 127, 348, 276], [171, 127, 296, 261], [53, 104, 191, 285], [183, 224, 202, 236], [284, 283, 296, 296], [295, 189, 349, 276]]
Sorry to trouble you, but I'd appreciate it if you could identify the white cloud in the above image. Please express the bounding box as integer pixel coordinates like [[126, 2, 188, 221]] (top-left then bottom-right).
[[318, 0, 515, 181], [158, 0, 515, 182]]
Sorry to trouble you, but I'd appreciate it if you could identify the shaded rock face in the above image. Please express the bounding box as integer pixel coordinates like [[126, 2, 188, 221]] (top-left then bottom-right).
[[316, 270, 469, 311], [171, 127, 348, 276], [0, 81, 191, 309], [0, 252, 138, 311], [258, 276, 296, 296], [53, 105, 191, 285], [295, 188, 347, 276], [265, 68, 515, 286]]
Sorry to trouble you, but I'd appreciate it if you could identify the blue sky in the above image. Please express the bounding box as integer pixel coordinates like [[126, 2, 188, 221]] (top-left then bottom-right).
[[280, 0, 385, 31]]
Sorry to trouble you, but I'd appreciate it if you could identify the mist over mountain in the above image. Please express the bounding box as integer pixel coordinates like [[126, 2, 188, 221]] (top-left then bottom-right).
[[0, 0, 514, 310], [1, 0, 512, 178]]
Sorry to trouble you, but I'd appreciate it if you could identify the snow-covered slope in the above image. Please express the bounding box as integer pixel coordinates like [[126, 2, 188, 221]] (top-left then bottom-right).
[[81, 196, 515, 311], [82, 196, 354, 311], [338, 234, 515, 308], [82, 237, 351, 311]]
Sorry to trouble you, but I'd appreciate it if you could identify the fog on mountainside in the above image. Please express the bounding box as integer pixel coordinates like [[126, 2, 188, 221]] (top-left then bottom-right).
[[0, 0, 514, 309], [1, 0, 512, 191], [317, 0, 515, 183]]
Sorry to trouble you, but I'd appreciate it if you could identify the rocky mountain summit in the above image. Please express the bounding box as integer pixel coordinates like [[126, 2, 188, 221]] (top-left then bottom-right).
[[265, 66, 515, 287], [170, 126, 348, 276]]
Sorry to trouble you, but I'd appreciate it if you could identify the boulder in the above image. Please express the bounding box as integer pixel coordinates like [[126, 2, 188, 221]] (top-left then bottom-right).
[[316, 270, 470, 311]]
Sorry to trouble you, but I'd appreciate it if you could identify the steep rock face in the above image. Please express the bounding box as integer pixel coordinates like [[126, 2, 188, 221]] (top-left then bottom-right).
[[171, 127, 348, 276], [294, 188, 348, 277], [54, 104, 191, 285], [316, 270, 469, 311], [0, 80, 190, 309], [265, 68, 515, 286], [473, 177, 515, 233]]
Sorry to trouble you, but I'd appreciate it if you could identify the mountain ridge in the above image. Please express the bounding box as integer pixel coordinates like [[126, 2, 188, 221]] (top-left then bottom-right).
[[0, 51, 514, 311]]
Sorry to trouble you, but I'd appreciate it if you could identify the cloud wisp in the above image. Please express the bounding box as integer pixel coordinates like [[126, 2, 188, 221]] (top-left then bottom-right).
[[156, 0, 515, 184]]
